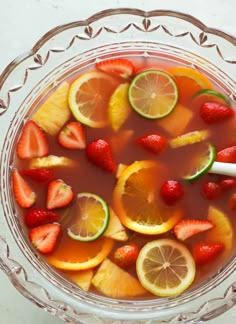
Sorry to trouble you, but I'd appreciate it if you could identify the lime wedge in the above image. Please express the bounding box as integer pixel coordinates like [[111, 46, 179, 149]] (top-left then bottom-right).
[[183, 143, 216, 181], [191, 89, 230, 107], [67, 193, 110, 242], [128, 70, 178, 119]]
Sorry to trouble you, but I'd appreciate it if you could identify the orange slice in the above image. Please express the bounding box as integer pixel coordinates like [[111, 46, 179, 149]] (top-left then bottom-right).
[[46, 234, 114, 270], [169, 67, 212, 105], [113, 160, 182, 235], [92, 258, 147, 298], [68, 71, 119, 128]]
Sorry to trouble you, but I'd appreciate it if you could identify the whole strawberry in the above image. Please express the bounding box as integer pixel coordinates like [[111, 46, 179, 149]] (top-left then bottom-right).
[[86, 139, 116, 172], [113, 243, 139, 269], [193, 242, 224, 265], [216, 145, 236, 163], [25, 208, 60, 228], [160, 180, 184, 205], [202, 181, 222, 200], [200, 102, 234, 124], [135, 133, 167, 154]]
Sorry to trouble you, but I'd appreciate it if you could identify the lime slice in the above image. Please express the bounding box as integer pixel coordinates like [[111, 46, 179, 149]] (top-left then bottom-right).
[[128, 70, 178, 119], [183, 143, 216, 181], [67, 193, 110, 242], [192, 89, 230, 107]]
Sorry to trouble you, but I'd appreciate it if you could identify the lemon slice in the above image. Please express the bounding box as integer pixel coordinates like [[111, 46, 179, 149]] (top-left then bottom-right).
[[128, 70, 178, 119], [68, 193, 110, 242], [136, 239, 196, 297], [68, 71, 118, 128], [113, 160, 182, 235], [108, 83, 132, 131]]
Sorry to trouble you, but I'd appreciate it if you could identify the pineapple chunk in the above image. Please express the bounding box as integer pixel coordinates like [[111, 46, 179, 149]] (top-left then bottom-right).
[[110, 129, 134, 154], [64, 269, 93, 292], [169, 130, 210, 148], [32, 82, 71, 136], [30, 155, 76, 169], [116, 163, 128, 179], [104, 209, 128, 242], [92, 259, 147, 298], [157, 103, 193, 137]]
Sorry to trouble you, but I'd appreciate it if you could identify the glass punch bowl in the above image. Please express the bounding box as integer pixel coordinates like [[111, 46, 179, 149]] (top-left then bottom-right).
[[0, 8, 235, 324]]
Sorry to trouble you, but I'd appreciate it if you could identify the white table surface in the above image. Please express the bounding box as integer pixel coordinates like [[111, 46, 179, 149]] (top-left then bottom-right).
[[0, 0, 235, 323]]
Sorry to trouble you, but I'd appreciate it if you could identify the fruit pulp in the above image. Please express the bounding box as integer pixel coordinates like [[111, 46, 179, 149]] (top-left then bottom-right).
[[12, 55, 236, 300]]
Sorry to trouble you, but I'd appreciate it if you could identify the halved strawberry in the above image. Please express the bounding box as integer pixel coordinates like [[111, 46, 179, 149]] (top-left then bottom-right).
[[86, 139, 116, 172], [135, 133, 167, 154], [96, 58, 135, 79], [58, 121, 86, 149], [17, 120, 49, 159], [173, 219, 215, 241], [25, 208, 60, 228], [12, 169, 36, 208], [29, 223, 61, 254], [46, 179, 74, 209], [20, 168, 54, 183], [193, 242, 224, 265]]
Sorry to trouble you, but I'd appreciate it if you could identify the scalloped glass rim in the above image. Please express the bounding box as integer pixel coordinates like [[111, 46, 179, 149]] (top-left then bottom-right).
[[0, 8, 236, 324]]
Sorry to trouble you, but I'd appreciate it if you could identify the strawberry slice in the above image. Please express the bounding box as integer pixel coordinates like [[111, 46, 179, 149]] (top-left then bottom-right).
[[20, 168, 54, 183], [200, 102, 234, 124], [216, 145, 236, 163], [86, 139, 116, 172], [17, 120, 49, 159], [96, 58, 135, 79], [193, 242, 224, 265], [46, 179, 74, 209], [173, 219, 215, 241], [25, 208, 60, 228], [58, 121, 86, 149], [135, 133, 167, 154], [29, 223, 61, 254], [12, 169, 36, 208]]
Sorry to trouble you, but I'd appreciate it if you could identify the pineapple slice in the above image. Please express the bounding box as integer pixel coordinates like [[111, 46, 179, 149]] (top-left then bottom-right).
[[157, 103, 193, 137], [30, 155, 76, 169], [104, 209, 128, 242], [92, 258, 147, 298], [32, 82, 71, 136], [169, 130, 210, 148], [63, 269, 93, 292]]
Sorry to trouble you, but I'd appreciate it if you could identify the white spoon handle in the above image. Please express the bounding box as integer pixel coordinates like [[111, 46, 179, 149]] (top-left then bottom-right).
[[209, 162, 236, 177]]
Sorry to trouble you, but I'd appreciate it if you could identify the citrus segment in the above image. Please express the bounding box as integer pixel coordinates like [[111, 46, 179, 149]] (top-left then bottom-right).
[[68, 71, 118, 127], [46, 234, 114, 270], [92, 258, 147, 298], [169, 130, 210, 148], [113, 160, 182, 234], [128, 70, 178, 119], [63, 269, 93, 291], [108, 83, 132, 131], [136, 239, 196, 297], [67, 193, 110, 242], [207, 206, 233, 255], [169, 67, 212, 105]]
